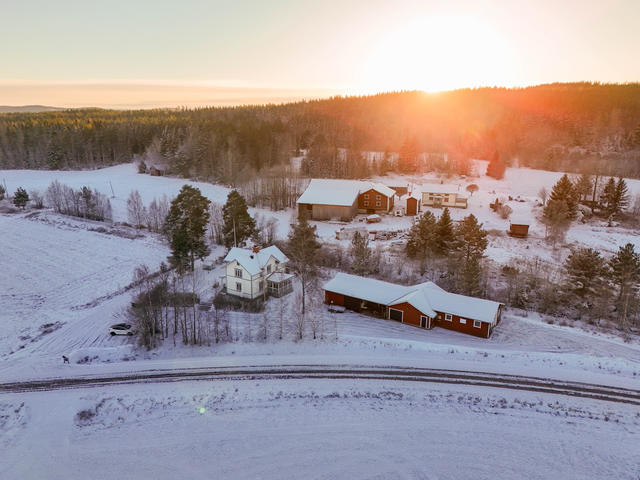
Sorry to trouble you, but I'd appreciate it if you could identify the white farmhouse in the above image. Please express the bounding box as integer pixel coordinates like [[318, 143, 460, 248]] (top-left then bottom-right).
[[223, 245, 292, 300]]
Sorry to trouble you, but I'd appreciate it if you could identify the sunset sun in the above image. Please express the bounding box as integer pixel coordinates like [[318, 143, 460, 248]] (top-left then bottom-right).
[[362, 16, 512, 93]]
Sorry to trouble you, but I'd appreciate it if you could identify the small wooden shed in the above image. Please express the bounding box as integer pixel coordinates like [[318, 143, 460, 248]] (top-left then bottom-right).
[[508, 218, 530, 238]]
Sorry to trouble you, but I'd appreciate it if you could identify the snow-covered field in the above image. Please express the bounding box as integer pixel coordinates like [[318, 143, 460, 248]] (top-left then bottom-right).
[[2, 378, 639, 480], [2, 162, 640, 478]]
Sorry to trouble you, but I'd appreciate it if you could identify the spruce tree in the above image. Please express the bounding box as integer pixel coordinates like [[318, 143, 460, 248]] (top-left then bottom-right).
[[601, 177, 617, 214], [609, 243, 640, 327], [13, 187, 29, 209], [0, 184, 5, 201], [564, 248, 608, 299], [544, 174, 578, 220], [164, 185, 211, 272], [434, 208, 454, 255], [453, 214, 488, 295], [454, 214, 488, 263], [573, 173, 592, 202], [486, 151, 506, 180], [610, 178, 630, 217], [222, 190, 256, 248], [287, 213, 321, 314], [406, 211, 437, 260]]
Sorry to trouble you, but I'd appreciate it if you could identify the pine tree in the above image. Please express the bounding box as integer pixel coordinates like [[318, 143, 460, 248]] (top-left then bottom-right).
[[609, 243, 640, 328], [287, 213, 321, 314], [350, 231, 372, 276], [222, 190, 256, 248], [564, 248, 609, 299], [434, 208, 454, 255], [544, 174, 578, 220], [406, 211, 437, 260], [573, 173, 592, 202], [13, 187, 29, 209], [454, 214, 488, 263], [485, 151, 506, 180], [542, 199, 571, 247], [609, 178, 630, 217], [453, 214, 488, 295], [600, 177, 616, 213], [164, 185, 211, 272]]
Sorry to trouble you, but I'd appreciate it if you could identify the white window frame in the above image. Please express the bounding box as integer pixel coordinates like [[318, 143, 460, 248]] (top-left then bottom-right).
[[364, 201, 369, 207], [444, 313, 452, 322], [420, 315, 428, 328], [266, 264, 271, 274], [376, 194, 381, 200], [364, 193, 369, 199], [389, 308, 404, 323], [235, 282, 242, 292], [234, 268, 243, 278], [459, 318, 467, 325], [473, 320, 482, 328], [375, 201, 381, 207]]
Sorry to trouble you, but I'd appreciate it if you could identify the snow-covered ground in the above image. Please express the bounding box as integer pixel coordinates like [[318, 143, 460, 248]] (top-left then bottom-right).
[[2, 162, 640, 478], [3, 161, 638, 268], [1, 378, 639, 480]]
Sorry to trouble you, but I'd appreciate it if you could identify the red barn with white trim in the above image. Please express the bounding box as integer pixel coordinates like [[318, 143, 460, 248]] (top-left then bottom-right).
[[324, 273, 503, 338]]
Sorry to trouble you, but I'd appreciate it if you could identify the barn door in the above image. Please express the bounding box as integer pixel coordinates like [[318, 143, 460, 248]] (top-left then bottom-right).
[[420, 316, 428, 328]]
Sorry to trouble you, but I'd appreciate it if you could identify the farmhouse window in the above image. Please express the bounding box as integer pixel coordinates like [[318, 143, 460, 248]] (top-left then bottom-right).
[[459, 318, 467, 325], [235, 282, 242, 292], [259, 281, 264, 291], [420, 316, 428, 328], [473, 320, 481, 328], [266, 264, 271, 274], [376, 201, 381, 207], [235, 268, 243, 278], [364, 194, 369, 199], [376, 195, 381, 200], [444, 313, 452, 321], [364, 201, 369, 206]]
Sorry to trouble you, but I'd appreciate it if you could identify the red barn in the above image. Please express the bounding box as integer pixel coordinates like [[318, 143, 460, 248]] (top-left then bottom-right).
[[357, 184, 396, 214], [324, 273, 503, 338]]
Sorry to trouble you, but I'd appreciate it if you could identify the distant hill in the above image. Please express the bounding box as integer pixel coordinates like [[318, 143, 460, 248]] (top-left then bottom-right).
[[0, 105, 63, 113]]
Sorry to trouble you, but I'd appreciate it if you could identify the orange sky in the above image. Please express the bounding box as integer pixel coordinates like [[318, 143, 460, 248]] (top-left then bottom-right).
[[1, 0, 638, 108]]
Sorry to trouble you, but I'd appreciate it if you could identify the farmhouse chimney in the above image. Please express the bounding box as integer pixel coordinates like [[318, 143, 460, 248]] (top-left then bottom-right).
[[252, 246, 260, 254]]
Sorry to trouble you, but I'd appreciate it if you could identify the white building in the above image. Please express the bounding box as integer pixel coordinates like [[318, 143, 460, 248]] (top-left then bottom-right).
[[223, 245, 292, 300], [421, 184, 468, 209]]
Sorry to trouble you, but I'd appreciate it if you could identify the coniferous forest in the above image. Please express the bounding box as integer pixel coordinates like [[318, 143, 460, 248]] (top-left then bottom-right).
[[1, 83, 640, 182]]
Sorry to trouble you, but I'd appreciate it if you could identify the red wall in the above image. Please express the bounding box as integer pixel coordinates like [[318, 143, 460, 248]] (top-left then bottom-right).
[[406, 197, 419, 215], [434, 311, 489, 338], [388, 302, 430, 328], [358, 189, 391, 211], [325, 291, 344, 306]]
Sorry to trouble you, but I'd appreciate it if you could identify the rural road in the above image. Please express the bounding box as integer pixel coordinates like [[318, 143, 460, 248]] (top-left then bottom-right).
[[1, 365, 639, 405]]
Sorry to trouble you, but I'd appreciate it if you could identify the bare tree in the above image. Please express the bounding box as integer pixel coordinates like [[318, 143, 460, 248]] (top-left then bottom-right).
[[538, 187, 548, 206], [127, 190, 147, 228]]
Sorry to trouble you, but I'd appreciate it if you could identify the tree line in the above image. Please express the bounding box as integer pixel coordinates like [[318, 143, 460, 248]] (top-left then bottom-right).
[[1, 83, 639, 179]]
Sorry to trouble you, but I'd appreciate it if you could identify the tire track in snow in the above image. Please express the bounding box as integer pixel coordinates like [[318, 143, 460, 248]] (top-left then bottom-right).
[[1, 366, 639, 406]]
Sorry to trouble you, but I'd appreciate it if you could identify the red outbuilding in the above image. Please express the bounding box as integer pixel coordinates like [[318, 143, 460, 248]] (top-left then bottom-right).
[[324, 273, 503, 338]]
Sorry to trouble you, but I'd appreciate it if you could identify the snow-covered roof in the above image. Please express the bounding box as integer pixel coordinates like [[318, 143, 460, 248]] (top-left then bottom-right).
[[323, 273, 411, 306], [324, 273, 502, 323], [510, 216, 530, 226], [224, 245, 288, 276], [421, 184, 463, 194], [366, 183, 396, 198], [398, 191, 421, 207], [296, 179, 396, 206], [297, 179, 361, 206], [267, 272, 294, 282], [422, 289, 502, 324]]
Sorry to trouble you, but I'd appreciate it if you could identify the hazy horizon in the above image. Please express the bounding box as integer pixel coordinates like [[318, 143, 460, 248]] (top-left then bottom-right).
[[2, 0, 639, 108]]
